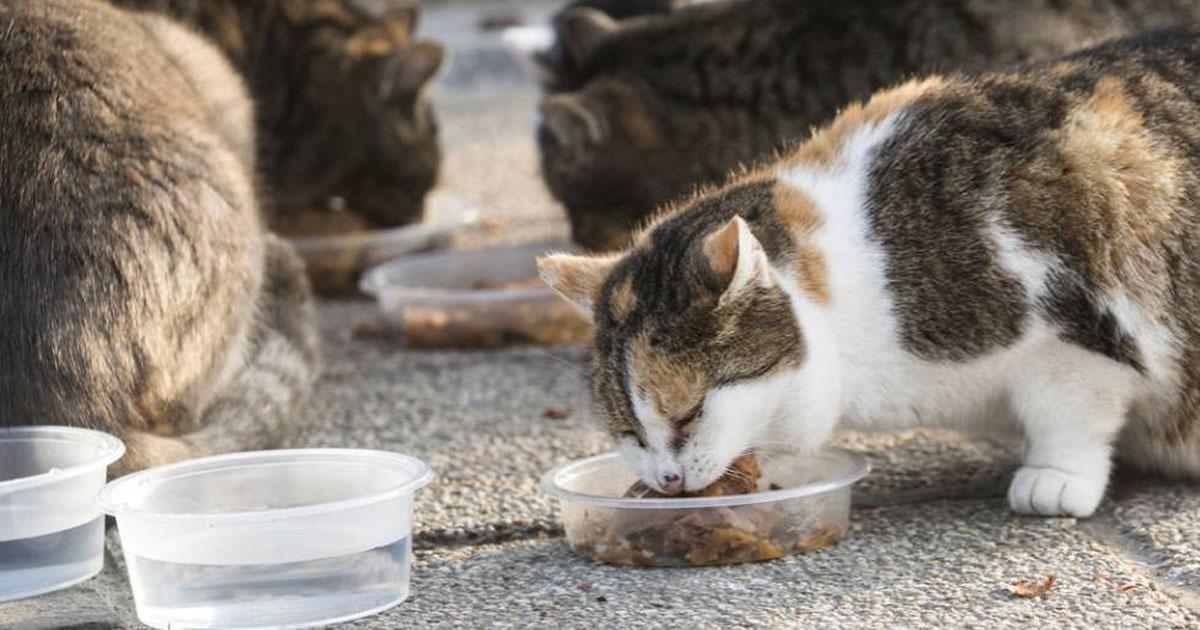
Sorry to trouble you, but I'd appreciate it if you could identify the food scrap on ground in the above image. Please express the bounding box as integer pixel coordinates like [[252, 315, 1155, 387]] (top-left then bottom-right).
[[1010, 574, 1057, 598], [544, 406, 572, 419]]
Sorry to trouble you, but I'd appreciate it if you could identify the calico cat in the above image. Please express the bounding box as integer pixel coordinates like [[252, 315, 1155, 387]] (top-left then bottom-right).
[[540, 30, 1200, 517], [0, 0, 319, 474], [540, 0, 1200, 251], [112, 0, 445, 229]]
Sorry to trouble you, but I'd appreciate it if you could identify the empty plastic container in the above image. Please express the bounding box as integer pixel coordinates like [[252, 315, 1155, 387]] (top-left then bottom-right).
[[98, 449, 432, 629], [541, 449, 869, 567], [0, 426, 125, 601]]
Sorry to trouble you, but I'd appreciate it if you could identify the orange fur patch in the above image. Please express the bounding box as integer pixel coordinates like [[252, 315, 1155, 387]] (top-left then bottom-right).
[[775, 184, 829, 304], [610, 275, 637, 320], [788, 77, 948, 170], [629, 335, 706, 420], [1057, 76, 1183, 283]]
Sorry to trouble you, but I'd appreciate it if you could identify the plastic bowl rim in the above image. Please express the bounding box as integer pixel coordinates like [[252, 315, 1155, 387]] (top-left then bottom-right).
[[0, 426, 126, 494], [539, 448, 870, 510], [358, 240, 576, 297], [96, 448, 433, 523], [288, 207, 480, 253]]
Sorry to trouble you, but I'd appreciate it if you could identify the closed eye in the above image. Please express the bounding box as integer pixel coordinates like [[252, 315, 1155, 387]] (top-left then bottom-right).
[[672, 403, 703, 429], [618, 430, 646, 448]]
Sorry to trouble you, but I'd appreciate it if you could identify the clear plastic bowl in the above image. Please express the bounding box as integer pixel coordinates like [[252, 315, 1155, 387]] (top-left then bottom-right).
[[0, 426, 125, 601], [288, 194, 480, 296], [541, 450, 869, 567], [98, 449, 432, 630], [358, 242, 589, 348]]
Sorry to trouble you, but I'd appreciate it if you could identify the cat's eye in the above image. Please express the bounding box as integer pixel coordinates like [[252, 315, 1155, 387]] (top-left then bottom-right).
[[618, 430, 645, 447], [673, 404, 702, 429]]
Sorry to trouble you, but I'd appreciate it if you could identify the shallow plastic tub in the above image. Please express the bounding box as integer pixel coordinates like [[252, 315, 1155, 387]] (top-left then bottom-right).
[[0, 426, 125, 601], [288, 192, 480, 296], [98, 449, 432, 629], [358, 242, 589, 347], [541, 450, 869, 567]]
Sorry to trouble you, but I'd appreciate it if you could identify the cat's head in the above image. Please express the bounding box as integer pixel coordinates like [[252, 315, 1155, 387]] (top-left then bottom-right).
[[538, 75, 686, 252], [256, 1, 445, 227], [536, 7, 749, 251], [538, 182, 812, 493]]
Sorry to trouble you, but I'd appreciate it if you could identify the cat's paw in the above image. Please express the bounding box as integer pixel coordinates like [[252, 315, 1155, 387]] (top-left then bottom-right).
[[1007, 466, 1105, 517]]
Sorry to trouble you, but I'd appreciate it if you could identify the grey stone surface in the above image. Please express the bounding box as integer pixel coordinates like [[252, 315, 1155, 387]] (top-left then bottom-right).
[[5, 2, 1200, 628]]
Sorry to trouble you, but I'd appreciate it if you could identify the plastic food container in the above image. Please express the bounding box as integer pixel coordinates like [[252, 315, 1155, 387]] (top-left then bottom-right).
[[541, 450, 869, 567], [358, 242, 589, 348], [289, 193, 480, 296], [98, 449, 432, 630], [0, 426, 125, 601]]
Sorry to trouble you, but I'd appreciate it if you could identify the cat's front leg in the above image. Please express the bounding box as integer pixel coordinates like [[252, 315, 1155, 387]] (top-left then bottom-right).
[[1006, 344, 1138, 518]]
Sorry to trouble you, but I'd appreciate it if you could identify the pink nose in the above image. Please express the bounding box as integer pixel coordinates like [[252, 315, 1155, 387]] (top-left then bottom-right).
[[661, 473, 684, 494]]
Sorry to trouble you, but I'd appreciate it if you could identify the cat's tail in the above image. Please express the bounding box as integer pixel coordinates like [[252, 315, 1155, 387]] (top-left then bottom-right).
[[117, 235, 320, 476]]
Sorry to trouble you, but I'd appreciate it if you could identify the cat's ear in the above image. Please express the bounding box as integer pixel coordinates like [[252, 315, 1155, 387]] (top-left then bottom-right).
[[359, 41, 444, 104], [394, 41, 445, 91], [561, 7, 619, 64], [537, 252, 620, 320], [539, 93, 606, 148], [704, 216, 774, 304], [379, 5, 420, 36]]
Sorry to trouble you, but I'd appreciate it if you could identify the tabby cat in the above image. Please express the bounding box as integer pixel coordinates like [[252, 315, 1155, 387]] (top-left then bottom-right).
[[0, 0, 319, 473], [539, 0, 1200, 250], [541, 30, 1200, 517], [113, 0, 445, 229]]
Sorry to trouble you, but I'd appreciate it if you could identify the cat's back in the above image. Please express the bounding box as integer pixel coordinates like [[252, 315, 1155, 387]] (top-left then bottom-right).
[[0, 0, 264, 431], [1, 0, 213, 130]]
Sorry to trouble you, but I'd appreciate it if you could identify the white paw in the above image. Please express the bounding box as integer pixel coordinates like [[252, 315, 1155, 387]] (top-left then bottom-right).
[[1007, 466, 1106, 517]]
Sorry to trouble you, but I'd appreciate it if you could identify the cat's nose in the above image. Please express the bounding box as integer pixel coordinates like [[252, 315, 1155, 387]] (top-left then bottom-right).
[[661, 473, 683, 494]]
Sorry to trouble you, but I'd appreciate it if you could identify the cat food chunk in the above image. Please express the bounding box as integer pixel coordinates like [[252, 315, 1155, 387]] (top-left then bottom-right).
[[624, 454, 762, 498]]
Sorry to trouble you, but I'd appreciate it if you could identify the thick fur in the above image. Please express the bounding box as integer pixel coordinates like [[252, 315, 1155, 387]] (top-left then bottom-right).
[[540, 31, 1200, 517], [0, 0, 319, 475], [112, 0, 444, 229], [535, 0, 678, 92], [539, 0, 1200, 251]]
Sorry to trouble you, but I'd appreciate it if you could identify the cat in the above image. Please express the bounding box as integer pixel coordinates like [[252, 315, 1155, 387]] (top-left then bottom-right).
[[112, 0, 445, 230], [540, 29, 1200, 517], [539, 0, 1200, 251], [0, 0, 319, 474]]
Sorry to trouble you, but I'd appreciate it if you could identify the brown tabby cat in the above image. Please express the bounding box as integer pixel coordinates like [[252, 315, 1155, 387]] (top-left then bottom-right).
[[540, 0, 1200, 250], [541, 29, 1200, 517], [0, 0, 319, 473], [113, 0, 445, 229]]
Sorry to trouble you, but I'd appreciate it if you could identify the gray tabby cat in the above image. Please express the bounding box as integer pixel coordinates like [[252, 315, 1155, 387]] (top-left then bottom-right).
[[540, 0, 1200, 250], [542, 29, 1200, 517], [0, 0, 319, 474]]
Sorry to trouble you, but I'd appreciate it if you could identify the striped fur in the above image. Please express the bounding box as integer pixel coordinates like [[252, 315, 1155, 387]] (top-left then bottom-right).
[[539, 0, 1200, 251], [0, 0, 318, 475]]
